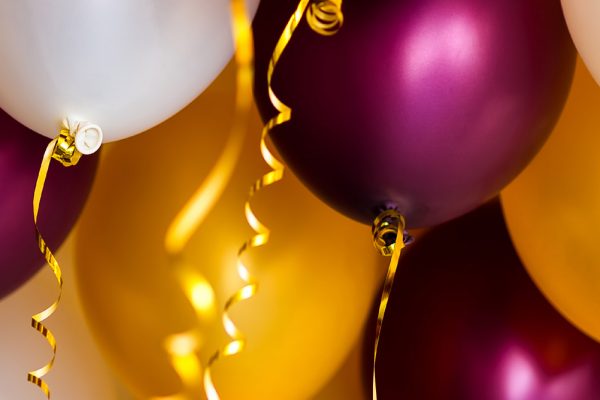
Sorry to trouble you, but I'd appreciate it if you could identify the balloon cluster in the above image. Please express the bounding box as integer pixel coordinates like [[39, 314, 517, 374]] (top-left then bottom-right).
[[74, 67, 384, 400], [1, 0, 600, 399]]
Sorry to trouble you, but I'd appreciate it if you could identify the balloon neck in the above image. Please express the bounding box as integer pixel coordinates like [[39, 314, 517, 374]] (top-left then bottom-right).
[[62, 117, 103, 157], [372, 209, 412, 256]]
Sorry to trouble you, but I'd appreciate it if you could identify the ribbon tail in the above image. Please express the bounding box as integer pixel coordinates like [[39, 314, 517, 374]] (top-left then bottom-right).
[[29, 132, 82, 398], [372, 236, 404, 400]]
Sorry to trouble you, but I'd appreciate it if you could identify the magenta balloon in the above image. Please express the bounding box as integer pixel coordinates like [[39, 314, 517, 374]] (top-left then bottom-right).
[[365, 202, 600, 399], [253, 0, 576, 228], [0, 109, 98, 299]]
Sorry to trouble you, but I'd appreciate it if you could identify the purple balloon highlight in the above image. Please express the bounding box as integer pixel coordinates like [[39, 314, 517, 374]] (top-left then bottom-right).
[[253, 0, 576, 227], [0, 109, 98, 300]]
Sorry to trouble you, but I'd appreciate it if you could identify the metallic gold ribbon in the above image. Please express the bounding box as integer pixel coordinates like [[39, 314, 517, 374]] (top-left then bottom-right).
[[29, 129, 82, 398], [307, 0, 344, 35], [158, 0, 254, 399], [160, 0, 345, 398], [371, 210, 410, 400], [203, 1, 344, 399]]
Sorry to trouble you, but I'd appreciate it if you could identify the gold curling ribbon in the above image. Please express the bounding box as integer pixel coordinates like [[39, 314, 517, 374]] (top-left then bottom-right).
[[29, 128, 82, 398], [307, 0, 344, 35], [157, 0, 254, 399], [202, 1, 345, 399], [202, 0, 260, 396], [371, 210, 411, 400]]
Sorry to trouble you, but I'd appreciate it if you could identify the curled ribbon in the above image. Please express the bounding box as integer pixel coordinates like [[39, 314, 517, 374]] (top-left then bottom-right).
[[29, 126, 82, 398], [204, 0, 344, 399], [202, 0, 258, 398], [307, 0, 344, 35], [159, 0, 345, 397], [371, 210, 412, 400], [158, 0, 254, 399]]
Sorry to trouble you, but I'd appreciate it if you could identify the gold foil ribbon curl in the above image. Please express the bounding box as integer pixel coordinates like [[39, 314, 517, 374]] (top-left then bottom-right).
[[159, 0, 344, 398], [29, 128, 82, 398], [157, 0, 254, 399], [204, 0, 344, 398], [371, 210, 412, 400], [307, 0, 344, 35]]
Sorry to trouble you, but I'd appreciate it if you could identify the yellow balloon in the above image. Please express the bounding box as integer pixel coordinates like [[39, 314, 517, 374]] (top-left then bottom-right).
[[312, 335, 368, 400], [74, 63, 384, 400], [501, 59, 600, 342]]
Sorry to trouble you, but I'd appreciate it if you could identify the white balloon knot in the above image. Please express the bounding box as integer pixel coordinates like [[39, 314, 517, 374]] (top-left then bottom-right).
[[61, 118, 103, 155]]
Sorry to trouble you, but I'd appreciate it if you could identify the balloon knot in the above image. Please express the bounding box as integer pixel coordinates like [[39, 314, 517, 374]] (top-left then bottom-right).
[[52, 127, 82, 167], [372, 209, 411, 256]]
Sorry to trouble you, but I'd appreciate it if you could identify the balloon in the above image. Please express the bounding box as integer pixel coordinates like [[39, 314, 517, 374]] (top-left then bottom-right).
[[253, 0, 575, 228], [0, 109, 98, 300], [74, 63, 385, 399], [561, 0, 600, 85], [312, 341, 368, 400], [0, 238, 125, 399], [0, 0, 259, 143], [501, 60, 600, 343], [367, 201, 600, 400]]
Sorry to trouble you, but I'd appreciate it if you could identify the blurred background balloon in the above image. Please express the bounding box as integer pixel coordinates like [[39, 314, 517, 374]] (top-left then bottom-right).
[[253, 0, 575, 228], [312, 336, 369, 400], [366, 201, 600, 400], [501, 60, 600, 343], [0, 0, 260, 142], [562, 0, 600, 85], [110, 335, 374, 400], [112, 337, 371, 400], [0, 109, 98, 300], [74, 63, 385, 399], [0, 237, 127, 400]]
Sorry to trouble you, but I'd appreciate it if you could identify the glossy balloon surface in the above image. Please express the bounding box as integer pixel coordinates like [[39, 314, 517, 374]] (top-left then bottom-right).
[[502, 60, 600, 343], [0, 0, 259, 142], [253, 0, 575, 227]]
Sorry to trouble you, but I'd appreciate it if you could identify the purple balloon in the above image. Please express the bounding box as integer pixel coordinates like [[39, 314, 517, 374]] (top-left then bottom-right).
[[364, 202, 600, 399], [0, 109, 98, 300], [253, 0, 575, 228]]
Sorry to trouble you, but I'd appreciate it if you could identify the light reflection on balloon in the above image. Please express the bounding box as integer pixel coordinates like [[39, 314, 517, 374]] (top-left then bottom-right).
[[253, 0, 575, 228], [402, 6, 485, 88], [500, 344, 594, 400], [501, 59, 600, 344]]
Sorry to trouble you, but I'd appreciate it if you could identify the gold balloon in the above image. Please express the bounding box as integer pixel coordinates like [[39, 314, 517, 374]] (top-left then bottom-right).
[[74, 63, 384, 399], [501, 59, 600, 342], [312, 335, 368, 400]]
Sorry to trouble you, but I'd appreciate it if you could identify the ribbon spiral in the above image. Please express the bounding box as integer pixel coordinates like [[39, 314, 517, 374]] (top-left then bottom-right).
[[29, 127, 82, 398], [307, 0, 344, 35], [159, 0, 254, 399], [203, 0, 345, 398]]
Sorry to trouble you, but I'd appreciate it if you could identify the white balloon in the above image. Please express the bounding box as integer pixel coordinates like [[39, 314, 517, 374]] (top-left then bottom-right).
[[0, 0, 259, 144], [561, 0, 600, 85]]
